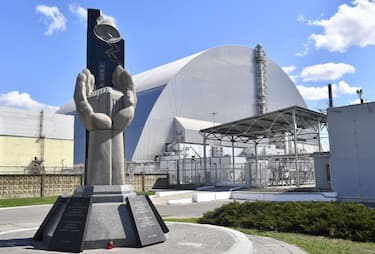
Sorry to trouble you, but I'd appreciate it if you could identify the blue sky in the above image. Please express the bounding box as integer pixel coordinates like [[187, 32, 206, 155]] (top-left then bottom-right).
[[0, 0, 374, 112]]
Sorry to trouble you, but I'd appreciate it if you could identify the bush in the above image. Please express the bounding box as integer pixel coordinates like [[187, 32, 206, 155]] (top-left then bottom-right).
[[198, 201, 375, 242]]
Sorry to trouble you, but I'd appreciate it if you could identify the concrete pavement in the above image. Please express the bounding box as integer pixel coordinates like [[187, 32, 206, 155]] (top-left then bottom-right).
[[0, 223, 252, 254], [0, 191, 309, 254], [248, 235, 308, 254]]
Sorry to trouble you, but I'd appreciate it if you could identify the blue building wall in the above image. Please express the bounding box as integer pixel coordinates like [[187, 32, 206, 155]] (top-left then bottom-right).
[[73, 85, 166, 164], [125, 85, 165, 160]]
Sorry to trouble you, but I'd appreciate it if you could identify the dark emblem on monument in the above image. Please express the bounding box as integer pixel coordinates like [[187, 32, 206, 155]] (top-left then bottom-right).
[[33, 8, 168, 252]]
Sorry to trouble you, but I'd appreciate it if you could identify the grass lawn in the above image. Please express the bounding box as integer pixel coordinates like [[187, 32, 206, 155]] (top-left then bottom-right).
[[164, 218, 375, 254], [240, 228, 375, 254], [0, 192, 155, 208], [0, 196, 57, 208]]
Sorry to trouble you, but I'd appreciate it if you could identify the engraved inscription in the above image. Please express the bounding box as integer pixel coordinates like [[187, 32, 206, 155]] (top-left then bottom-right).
[[132, 200, 157, 228], [48, 197, 91, 252], [127, 195, 165, 246]]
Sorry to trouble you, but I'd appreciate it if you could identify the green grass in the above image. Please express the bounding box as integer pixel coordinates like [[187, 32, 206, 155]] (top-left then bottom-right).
[[136, 191, 156, 196], [165, 217, 375, 254], [164, 217, 199, 223], [0, 196, 57, 208], [0, 191, 155, 208], [240, 228, 375, 254]]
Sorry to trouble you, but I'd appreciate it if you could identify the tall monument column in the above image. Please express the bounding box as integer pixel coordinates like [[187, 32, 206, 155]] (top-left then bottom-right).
[[33, 8, 168, 252]]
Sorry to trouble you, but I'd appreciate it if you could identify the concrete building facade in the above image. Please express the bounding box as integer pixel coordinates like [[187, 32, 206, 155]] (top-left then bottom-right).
[[0, 107, 74, 173], [328, 102, 375, 202]]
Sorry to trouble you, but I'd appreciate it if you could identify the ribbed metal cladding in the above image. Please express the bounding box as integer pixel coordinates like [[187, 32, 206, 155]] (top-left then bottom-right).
[[255, 44, 267, 115]]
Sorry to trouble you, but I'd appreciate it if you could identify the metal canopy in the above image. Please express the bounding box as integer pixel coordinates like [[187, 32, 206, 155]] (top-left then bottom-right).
[[199, 106, 327, 143]]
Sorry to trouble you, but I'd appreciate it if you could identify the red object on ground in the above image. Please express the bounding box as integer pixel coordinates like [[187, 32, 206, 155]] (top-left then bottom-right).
[[107, 241, 113, 249]]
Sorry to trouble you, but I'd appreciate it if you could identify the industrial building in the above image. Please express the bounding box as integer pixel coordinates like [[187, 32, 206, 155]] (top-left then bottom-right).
[[0, 107, 74, 173], [327, 102, 375, 202], [59, 44, 308, 164]]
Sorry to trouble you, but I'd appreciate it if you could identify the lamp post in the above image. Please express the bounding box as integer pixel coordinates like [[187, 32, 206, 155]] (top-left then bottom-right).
[[356, 89, 364, 104], [192, 155, 198, 187]]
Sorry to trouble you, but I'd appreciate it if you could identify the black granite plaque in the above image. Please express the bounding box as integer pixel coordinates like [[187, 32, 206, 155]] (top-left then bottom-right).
[[145, 195, 169, 233], [33, 196, 68, 241], [127, 195, 166, 246], [48, 197, 91, 252]]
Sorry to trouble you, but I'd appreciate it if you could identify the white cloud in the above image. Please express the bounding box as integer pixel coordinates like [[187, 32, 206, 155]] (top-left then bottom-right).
[[295, 40, 312, 57], [102, 14, 117, 26], [69, 3, 86, 22], [69, 4, 117, 26], [300, 62, 355, 82], [36, 5, 66, 35], [335, 80, 360, 94], [350, 98, 367, 104], [282, 66, 296, 74], [350, 98, 361, 105], [0, 91, 59, 112], [309, 0, 375, 52], [297, 80, 360, 101], [282, 65, 298, 83], [297, 14, 306, 23], [297, 85, 328, 100]]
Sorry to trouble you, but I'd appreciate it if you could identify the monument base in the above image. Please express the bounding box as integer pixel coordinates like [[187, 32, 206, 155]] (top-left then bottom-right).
[[33, 185, 168, 252]]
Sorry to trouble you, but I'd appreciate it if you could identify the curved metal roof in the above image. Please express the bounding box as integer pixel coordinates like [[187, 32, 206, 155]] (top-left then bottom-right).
[[134, 51, 203, 92], [200, 106, 326, 143], [57, 51, 204, 114]]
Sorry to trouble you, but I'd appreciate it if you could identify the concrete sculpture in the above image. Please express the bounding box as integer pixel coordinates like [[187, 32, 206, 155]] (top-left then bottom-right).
[[33, 8, 168, 252], [74, 66, 136, 185]]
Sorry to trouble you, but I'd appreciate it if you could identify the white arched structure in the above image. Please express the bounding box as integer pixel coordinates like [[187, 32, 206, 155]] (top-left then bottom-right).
[[58, 45, 306, 162]]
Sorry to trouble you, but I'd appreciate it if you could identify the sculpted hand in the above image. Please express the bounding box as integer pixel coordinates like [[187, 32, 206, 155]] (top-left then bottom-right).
[[74, 68, 112, 131], [112, 65, 137, 130]]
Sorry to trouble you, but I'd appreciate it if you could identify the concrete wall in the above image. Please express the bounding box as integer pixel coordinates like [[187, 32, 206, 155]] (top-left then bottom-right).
[[0, 107, 74, 173], [328, 102, 375, 202], [0, 174, 82, 199], [125, 173, 169, 192], [0, 136, 73, 169], [0, 107, 74, 140], [0, 173, 168, 199]]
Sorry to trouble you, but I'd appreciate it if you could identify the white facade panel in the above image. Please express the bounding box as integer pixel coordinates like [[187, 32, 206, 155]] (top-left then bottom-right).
[[132, 45, 306, 161], [175, 117, 215, 144], [0, 107, 73, 140], [328, 102, 375, 202]]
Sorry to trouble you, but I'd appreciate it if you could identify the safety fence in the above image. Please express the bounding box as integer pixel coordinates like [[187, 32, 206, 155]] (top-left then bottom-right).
[[160, 154, 316, 188]]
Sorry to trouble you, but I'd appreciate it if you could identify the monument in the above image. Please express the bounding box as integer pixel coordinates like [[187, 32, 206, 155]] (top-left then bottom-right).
[[33, 8, 168, 252]]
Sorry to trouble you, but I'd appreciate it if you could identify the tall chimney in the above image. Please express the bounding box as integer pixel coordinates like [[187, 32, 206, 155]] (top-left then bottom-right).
[[255, 44, 267, 115], [328, 84, 333, 108]]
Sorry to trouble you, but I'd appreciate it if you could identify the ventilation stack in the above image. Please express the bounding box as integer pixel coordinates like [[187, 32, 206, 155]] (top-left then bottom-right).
[[255, 44, 267, 115]]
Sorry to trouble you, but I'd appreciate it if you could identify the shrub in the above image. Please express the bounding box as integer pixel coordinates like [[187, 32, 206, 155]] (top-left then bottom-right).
[[198, 201, 375, 242]]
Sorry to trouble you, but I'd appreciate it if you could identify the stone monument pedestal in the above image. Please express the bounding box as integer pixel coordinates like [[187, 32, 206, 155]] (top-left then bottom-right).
[[33, 185, 168, 252]]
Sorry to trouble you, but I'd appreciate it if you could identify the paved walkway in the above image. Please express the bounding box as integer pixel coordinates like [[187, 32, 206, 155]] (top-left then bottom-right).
[[0, 191, 309, 254], [248, 235, 308, 254]]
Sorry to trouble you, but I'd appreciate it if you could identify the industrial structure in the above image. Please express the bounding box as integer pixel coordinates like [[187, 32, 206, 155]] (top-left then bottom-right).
[[200, 106, 326, 187], [327, 102, 375, 202], [0, 107, 74, 173], [59, 44, 307, 165]]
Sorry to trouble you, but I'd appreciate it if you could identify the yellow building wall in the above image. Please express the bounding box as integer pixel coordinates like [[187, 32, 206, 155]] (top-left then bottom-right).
[[0, 136, 73, 172]]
